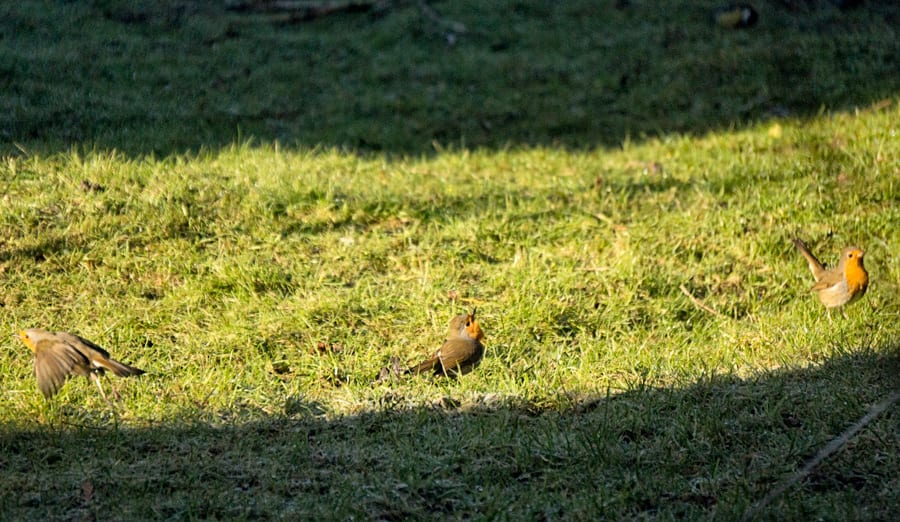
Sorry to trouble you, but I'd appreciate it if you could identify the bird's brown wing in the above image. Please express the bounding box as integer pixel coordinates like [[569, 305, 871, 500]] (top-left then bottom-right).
[[55, 332, 112, 359], [407, 339, 484, 377], [55, 332, 144, 377], [33, 341, 86, 398], [811, 270, 844, 292], [436, 339, 478, 376]]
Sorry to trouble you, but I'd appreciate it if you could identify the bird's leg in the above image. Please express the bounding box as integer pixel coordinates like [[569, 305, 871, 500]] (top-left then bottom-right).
[[110, 377, 122, 401], [90, 372, 114, 406]]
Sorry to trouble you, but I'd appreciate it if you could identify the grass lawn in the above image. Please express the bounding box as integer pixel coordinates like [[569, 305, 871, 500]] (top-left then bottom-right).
[[1, 0, 899, 519]]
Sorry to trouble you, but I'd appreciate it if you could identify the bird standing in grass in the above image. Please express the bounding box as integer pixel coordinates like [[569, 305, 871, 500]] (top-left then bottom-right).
[[406, 309, 484, 377], [18, 328, 144, 400], [792, 238, 868, 311]]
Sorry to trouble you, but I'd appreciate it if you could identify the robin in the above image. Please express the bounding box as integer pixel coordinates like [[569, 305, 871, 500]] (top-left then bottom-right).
[[406, 309, 484, 377], [792, 238, 868, 310], [18, 328, 144, 400]]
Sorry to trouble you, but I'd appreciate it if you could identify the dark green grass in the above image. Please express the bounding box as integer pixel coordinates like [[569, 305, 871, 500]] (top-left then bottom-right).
[[1, 0, 898, 155], [1, 0, 899, 519], [1, 350, 897, 520]]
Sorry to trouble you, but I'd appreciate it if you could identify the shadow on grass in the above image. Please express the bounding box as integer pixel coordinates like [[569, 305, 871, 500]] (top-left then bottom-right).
[[1, 348, 896, 519], [1, 0, 898, 157]]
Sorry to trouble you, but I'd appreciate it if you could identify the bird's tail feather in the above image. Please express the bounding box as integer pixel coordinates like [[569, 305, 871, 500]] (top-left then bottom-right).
[[405, 357, 438, 375], [98, 358, 145, 377], [792, 238, 826, 280]]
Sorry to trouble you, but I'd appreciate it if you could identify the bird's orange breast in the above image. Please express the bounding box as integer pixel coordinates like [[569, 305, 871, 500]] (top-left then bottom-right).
[[844, 257, 869, 294], [466, 320, 484, 341]]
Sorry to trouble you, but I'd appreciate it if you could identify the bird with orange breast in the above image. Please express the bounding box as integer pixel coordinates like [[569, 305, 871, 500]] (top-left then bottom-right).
[[792, 238, 868, 312], [406, 309, 484, 377], [18, 328, 144, 400]]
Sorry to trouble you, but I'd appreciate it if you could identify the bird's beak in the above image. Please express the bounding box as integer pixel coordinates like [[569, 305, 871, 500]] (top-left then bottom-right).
[[470, 307, 477, 319]]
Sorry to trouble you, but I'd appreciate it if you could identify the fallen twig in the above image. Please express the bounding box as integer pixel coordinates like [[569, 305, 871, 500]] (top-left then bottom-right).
[[741, 389, 900, 521], [582, 210, 628, 232], [679, 283, 728, 319]]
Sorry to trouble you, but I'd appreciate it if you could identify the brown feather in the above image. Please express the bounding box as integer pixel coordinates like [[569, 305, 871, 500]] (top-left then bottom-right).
[[55, 331, 145, 377], [20, 328, 145, 399], [34, 340, 85, 398], [436, 338, 484, 377], [793, 238, 827, 281], [406, 353, 441, 375]]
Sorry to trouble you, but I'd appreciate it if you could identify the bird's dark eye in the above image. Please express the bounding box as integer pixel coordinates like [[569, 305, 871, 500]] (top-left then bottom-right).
[[848, 253, 853, 258]]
